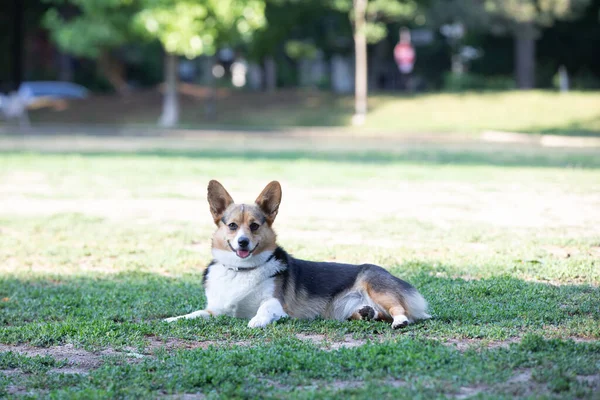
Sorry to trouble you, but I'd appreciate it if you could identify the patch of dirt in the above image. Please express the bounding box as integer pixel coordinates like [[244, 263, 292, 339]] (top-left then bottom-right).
[[454, 385, 487, 399], [0, 369, 21, 376], [295, 333, 373, 351], [0, 337, 252, 377], [261, 378, 407, 393], [50, 366, 91, 375], [540, 329, 600, 342], [0, 343, 144, 375], [441, 337, 522, 352], [507, 370, 533, 384], [454, 370, 535, 399], [6, 385, 39, 396], [330, 380, 366, 390], [570, 337, 600, 343], [542, 246, 581, 259], [145, 337, 213, 351], [163, 393, 206, 400], [496, 369, 554, 398], [577, 374, 600, 390], [144, 336, 251, 351], [455, 370, 600, 398], [295, 334, 600, 353], [439, 335, 599, 352]]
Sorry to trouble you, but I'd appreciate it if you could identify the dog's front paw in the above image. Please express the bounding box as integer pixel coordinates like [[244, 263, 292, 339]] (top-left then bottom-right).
[[248, 315, 273, 328], [164, 310, 212, 323]]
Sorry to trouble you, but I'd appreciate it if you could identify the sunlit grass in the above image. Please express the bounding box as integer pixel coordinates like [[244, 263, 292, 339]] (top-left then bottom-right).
[[0, 138, 598, 398]]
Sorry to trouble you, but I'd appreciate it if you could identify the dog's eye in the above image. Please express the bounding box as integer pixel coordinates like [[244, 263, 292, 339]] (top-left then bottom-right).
[[228, 223, 238, 231], [249, 222, 260, 232]]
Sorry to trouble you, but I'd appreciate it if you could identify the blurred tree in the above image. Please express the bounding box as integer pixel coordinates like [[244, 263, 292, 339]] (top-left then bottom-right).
[[248, 0, 351, 90], [43, 0, 141, 95], [329, 0, 419, 124], [428, 0, 591, 89], [134, 0, 266, 127]]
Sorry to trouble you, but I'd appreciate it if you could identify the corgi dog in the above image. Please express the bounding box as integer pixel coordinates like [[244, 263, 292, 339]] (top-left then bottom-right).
[[165, 180, 430, 329]]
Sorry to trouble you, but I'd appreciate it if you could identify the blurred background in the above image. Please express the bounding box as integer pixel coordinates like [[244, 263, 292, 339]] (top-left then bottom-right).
[[0, 0, 599, 132]]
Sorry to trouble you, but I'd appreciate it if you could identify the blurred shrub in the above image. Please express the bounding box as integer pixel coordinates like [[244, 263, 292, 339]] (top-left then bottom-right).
[[442, 72, 515, 91], [572, 68, 600, 90], [285, 41, 318, 60]]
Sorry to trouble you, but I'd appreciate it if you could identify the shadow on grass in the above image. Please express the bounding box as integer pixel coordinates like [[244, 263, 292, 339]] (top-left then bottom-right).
[[2, 147, 599, 169], [527, 114, 600, 137], [28, 89, 357, 128], [0, 271, 598, 347]]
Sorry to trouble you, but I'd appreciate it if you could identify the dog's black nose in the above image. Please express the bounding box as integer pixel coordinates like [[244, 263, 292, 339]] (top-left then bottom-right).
[[238, 237, 249, 248]]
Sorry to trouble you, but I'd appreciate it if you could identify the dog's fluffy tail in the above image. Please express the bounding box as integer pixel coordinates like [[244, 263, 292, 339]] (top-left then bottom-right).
[[405, 289, 431, 322]]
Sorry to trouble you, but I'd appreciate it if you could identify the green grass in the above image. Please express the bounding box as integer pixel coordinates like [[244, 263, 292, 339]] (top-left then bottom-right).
[[2, 336, 599, 399], [27, 89, 600, 136], [0, 137, 599, 398]]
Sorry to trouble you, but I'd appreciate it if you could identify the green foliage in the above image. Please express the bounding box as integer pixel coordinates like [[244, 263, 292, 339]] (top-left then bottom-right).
[[43, 0, 141, 58], [365, 0, 418, 42], [44, 0, 266, 59], [285, 41, 319, 60], [483, 0, 591, 25], [249, 0, 352, 63], [331, 0, 419, 43], [428, 0, 592, 32], [134, 0, 266, 57]]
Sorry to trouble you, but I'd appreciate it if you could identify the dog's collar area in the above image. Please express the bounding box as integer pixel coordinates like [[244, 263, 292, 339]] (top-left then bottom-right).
[[222, 252, 276, 272]]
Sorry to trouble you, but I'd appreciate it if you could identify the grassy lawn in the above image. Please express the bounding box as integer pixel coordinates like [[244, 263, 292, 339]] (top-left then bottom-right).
[[0, 135, 599, 398], [27, 89, 600, 136]]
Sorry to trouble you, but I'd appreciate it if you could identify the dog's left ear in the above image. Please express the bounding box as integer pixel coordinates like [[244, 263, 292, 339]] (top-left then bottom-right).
[[255, 181, 282, 225]]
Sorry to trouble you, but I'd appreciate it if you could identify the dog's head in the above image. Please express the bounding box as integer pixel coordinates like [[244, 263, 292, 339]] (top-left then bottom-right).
[[207, 180, 281, 266]]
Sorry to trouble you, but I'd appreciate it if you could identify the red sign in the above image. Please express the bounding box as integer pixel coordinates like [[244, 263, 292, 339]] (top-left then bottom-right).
[[394, 43, 415, 74]]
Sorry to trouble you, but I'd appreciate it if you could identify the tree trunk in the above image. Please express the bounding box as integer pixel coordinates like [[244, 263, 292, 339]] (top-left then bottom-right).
[[10, 0, 24, 91], [159, 52, 179, 128], [264, 56, 277, 92], [98, 51, 130, 96], [58, 53, 73, 82], [514, 22, 536, 90], [353, 0, 368, 125]]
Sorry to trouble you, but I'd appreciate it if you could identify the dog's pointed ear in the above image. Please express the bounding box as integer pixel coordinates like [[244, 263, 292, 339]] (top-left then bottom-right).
[[255, 181, 282, 225], [207, 180, 234, 225]]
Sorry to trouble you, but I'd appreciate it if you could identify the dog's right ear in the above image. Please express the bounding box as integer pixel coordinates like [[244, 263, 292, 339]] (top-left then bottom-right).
[[207, 180, 234, 225]]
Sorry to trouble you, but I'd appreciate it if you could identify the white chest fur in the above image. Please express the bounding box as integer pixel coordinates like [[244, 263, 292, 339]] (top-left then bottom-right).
[[205, 250, 284, 319]]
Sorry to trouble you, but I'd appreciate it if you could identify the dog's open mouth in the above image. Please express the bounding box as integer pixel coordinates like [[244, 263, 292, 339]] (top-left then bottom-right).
[[236, 249, 251, 258], [228, 242, 259, 259]]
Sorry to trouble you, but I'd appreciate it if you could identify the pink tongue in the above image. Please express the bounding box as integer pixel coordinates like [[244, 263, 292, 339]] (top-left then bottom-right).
[[237, 249, 250, 258]]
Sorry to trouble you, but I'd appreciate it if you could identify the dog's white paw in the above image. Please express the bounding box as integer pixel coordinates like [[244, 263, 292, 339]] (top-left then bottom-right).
[[391, 315, 409, 329], [164, 310, 211, 323], [248, 315, 272, 328]]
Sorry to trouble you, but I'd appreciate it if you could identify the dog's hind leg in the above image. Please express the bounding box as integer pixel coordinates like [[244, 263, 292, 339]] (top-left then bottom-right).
[[164, 309, 212, 322], [363, 287, 411, 329], [358, 267, 430, 328], [388, 305, 410, 329]]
